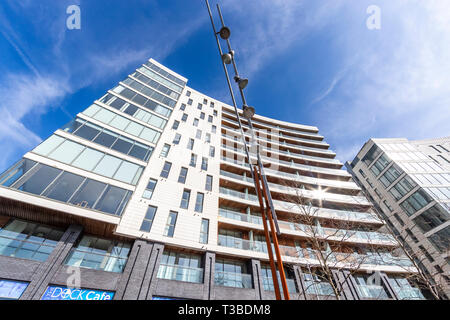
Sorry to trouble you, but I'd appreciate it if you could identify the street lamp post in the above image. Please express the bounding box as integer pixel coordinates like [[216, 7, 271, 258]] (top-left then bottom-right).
[[205, 0, 290, 300]]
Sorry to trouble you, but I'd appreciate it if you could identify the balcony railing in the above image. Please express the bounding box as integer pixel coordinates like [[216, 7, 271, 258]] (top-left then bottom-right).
[[157, 263, 204, 283], [65, 248, 128, 273], [221, 122, 334, 154], [219, 207, 263, 225], [356, 284, 390, 299], [262, 277, 298, 293], [214, 271, 253, 289], [222, 132, 341, 165]]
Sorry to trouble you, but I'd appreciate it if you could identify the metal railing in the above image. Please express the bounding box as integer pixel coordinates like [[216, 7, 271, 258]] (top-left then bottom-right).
[[157, 263, 204, 283]]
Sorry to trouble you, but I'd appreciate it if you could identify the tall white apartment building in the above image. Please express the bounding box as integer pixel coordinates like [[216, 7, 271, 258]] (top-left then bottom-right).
[[347, 137, 450, 299], [0, 59, 426, 300]]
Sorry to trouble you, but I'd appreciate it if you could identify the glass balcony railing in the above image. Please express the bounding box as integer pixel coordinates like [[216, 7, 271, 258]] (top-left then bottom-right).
[[221, 109, 324, 141], [221, 132, 341, 165], [395, 287, 425, 300], [220, 146, 350, 177], [262, 277, 298, 293], [304, 281, 335, 296], [214, 271, 253, 289], [356, 284, 390, 299], [218, 235, 267, 253], [65, 248, 128, 273], [157, 263, 204, 283], [221, 124, 336, 155], [219, 207, 263, 225]]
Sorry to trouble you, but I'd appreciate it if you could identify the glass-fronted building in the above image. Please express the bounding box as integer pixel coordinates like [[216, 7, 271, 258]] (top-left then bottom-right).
[[346, 137, 450, 299]]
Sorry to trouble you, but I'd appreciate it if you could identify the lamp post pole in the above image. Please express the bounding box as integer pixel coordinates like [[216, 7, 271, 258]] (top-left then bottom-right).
[[205, 0, 290, 300]]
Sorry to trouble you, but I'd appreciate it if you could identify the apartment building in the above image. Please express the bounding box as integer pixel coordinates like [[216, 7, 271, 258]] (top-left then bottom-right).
[[346, 137, 450, 299], [0, 59, 425, 300]]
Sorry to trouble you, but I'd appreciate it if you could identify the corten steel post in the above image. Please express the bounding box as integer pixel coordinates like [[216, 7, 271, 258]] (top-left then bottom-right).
[[205, 0, 290, 300]]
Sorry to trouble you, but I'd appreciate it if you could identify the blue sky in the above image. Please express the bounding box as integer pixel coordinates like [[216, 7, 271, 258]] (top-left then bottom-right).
[[0, 0, 449, 172]]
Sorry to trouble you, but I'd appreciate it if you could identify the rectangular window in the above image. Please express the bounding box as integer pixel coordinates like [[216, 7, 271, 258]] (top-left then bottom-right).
[[213, 110, 217, 116], [198, 103, 203, 110], [205, 133, 211, 143], [201, 157, 208, 171], [140, 206, 157, 232], [187, 99, 193, 105], [205, 175, 213, 191], [208, 115, 213, 123], [200, 219, 209, 244], [210, 102, 215, 108], [180, 103, 186, 111], [180, 189, 191, 209], [209, 146, 215, 157], [190, 154, 197, 167], [212, 125, 217, 134], [172, 120, 180, 130], [173, 133, 181, 145], [181, 113, 188, 122], [186, 91, 191, 97], [143, 178, 157, 199], [195, 193, 204, 213], [187, 138, 195, 150], [160, 144, 171, 157], [193, 119, 199, 127], [160, 161, 172, 178], [164, 211, 178, 237], [200, 112, 205, 120], [178, 167, 188, 184], [203, 99, 207, 105], [196, 130, 202, 139]]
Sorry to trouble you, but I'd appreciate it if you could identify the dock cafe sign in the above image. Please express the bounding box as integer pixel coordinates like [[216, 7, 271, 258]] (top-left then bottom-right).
[[42, 286, 114, 300]]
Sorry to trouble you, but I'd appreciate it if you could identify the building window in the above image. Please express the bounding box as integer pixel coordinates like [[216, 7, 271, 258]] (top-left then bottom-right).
[[195, 192, 204, 213], [214, 258, 252, 288], [186, 91, 191, 97], [157, 250, 203, 283], [164, 211, 178, 237], [213, 110, 218, 116], [393, 213, 405, 226], [210, 102, 215, 108], [65, 235, 131, 273], [200, 112, 205, 120], [180, 189, 191, 209], [212, 125, 217, 134], [359, 169, 366, 178], [412, 205, 449, 233], [389, 176, 417, 201], [187, 98, 193, 105], [418, 245, 434, 262], [201, 157, 208, 171], [160, 161, 172, 178], [196, 129, 202, 139], [190, 154, 197, 167], [205, 133, 211, 143], [181, 113, 188, 122], [208, 115, 213, 123], [205, 175, 213, 191], [187, 138, 195, 150], [193, 119, 199, 127], [427, 226, 450, 253], [172, 120, 180, 130], [198, 103, 203, 110], [178, 167, 188, 184], [203, 99, 207, 105], [370, 154, 390, 177], [180, 103, 186, 111], [362, 145, 382, 166], [160, 144, 171, 158], [140, 206, 157, 232], [405, 229, 419, 243], [143, 178, 157, 199], [400, 189, 433, 216], [173, 133, 181, 145], [199, 219, 209, 244], [0, 219, 64, 262]]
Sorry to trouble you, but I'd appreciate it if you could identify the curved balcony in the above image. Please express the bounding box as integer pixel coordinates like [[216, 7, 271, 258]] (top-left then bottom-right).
[[218, 186, 380, 224], [222, 133, 341, 167]]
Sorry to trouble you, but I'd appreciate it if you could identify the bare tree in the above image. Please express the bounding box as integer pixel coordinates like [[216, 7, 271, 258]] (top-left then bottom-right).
[[276, 180, 394, 300]]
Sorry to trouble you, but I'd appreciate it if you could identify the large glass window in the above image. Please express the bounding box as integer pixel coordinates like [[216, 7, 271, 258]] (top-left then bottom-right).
[[261, 265, 297, 293], [140, 206, 157, 232], [65, 235, 131, 273], [427, 226, 450, 253], [0, 159, 37, 188], [214, 258, 252, 288], [389, 176, 417, 201], [0, 219, 63, 262], [379, 164, 403, 187], [42, 172, 85, 203], [413, 205, 449, 233], [95, 185, 131, 216], [201, 157, 208, 171], [69, 179, 107, 209], [362, 145, 382, 166], [400, 189, 434, 216], [370, 154, 390, 177], [17, 165, 61, 195], [160, 162, 172, 178], [157, 250, 203, 283]]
